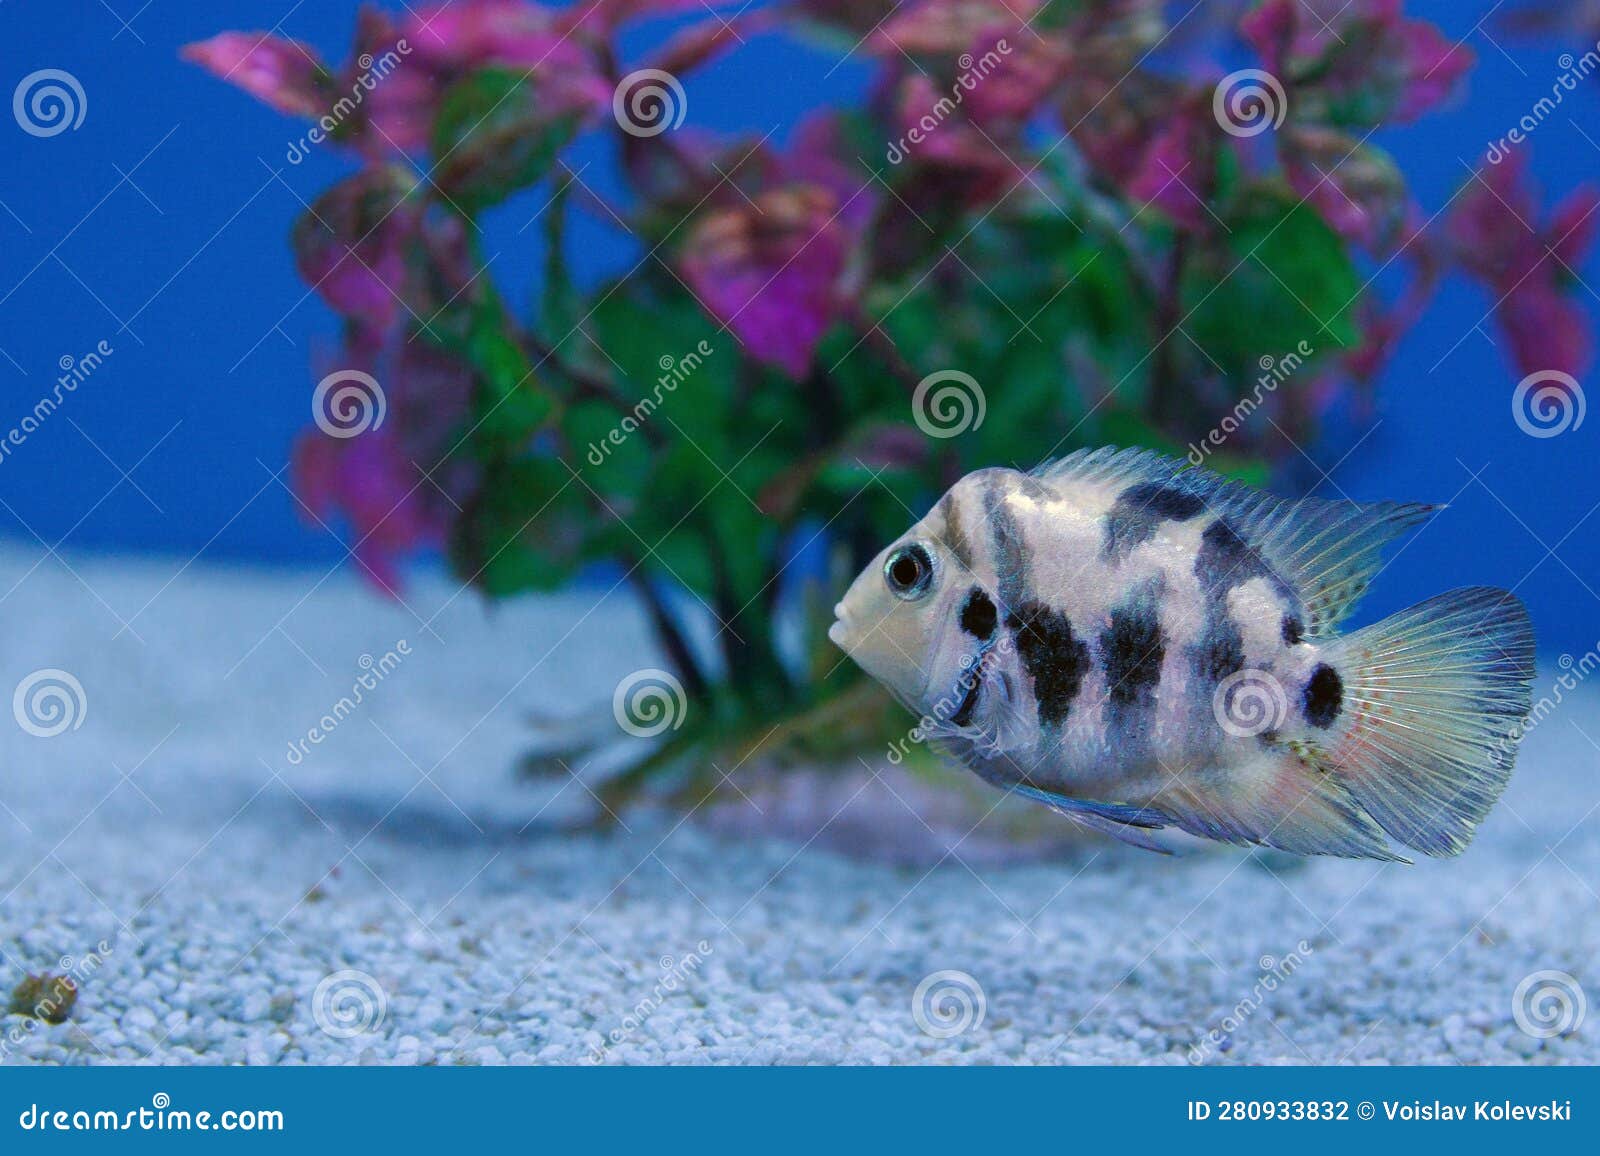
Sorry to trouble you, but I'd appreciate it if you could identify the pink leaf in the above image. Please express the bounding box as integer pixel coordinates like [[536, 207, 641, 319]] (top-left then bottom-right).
[[182, 33, 329, 119]]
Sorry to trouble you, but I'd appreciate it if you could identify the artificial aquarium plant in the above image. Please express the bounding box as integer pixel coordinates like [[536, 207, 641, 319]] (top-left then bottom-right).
[[185, 0, 1593, 813]]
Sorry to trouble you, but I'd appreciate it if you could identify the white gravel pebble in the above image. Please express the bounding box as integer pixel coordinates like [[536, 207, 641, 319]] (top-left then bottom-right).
[[0, 548, 1595, 1065]]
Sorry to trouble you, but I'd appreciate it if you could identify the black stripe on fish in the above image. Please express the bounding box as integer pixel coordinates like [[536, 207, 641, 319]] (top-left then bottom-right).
[[983, 472, 1030, 614], [1193, 615, 1245, 684], [1195, 517, 1271, 595], [937, 489, 974, 574], [959, 587, 997, 640], [1303, 663, 1343, 729], [1101, 580, 1166, 757], [1102, 481, 1208, 559], [1189, 517, 1280, 739], [1195, 515, 1302, 610], [1005, 602, 1090, 728], [1102, 580, 1166, 708]]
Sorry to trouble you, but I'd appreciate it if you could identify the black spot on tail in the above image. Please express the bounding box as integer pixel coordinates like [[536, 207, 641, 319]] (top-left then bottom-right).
[[1282, 614, 1304, 645], [1006, 602, 1090, 727], [1304, 664, 1343, 729], [1103, 482, 1207, 559], [959, 587, 997, 640]]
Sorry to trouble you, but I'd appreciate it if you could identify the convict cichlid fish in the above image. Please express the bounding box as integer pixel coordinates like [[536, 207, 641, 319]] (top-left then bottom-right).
[[829, 447, 1535, 859]]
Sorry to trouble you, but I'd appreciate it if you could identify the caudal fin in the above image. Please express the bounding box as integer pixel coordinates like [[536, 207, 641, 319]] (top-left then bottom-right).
[[1320, 587, 1535, 857]]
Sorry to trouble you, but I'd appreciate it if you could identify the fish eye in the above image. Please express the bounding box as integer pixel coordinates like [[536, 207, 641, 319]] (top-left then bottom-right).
[[883, 542, 935, 601]]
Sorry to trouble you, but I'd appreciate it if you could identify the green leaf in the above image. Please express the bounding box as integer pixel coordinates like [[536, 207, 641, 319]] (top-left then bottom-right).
[[564, 399, 653, 501], [450, 456, 583, 595], [432, 69, 579, 214], [588, 286, 732, 451], [1182, 183, 1361, 378], [467, 305, 554, 447]]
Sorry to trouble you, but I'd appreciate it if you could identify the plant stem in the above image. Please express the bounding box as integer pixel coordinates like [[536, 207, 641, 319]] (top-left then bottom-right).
[[1150, 232, 1190, 430], [625, 560, 710, 702], [521, 333, 666, 448]]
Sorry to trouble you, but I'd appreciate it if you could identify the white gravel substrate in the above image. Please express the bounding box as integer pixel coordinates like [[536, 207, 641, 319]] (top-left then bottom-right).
[[0, 546, 1595, 1065]]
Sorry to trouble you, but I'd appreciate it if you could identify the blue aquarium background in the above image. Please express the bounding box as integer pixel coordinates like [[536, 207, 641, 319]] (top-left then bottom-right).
[[2, 0, 1596, 653]]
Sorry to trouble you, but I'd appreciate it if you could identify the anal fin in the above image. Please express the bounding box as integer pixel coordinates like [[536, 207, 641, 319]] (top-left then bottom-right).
[[1154, 751, 1409, 862]]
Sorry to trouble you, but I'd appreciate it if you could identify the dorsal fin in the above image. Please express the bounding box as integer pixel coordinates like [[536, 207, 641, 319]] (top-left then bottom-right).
[[1032, 447, 1438, 635]]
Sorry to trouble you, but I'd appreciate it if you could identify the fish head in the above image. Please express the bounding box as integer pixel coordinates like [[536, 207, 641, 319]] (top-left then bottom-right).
[[828, 493, 979, 713]]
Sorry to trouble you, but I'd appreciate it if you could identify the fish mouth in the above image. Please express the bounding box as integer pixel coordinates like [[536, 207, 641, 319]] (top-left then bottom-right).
[[948, 669, 983, 728], [828, 602, 850, 649]]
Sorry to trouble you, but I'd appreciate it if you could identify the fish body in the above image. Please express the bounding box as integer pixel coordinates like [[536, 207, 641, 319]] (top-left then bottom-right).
[[829, 447, 1535, 860]]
